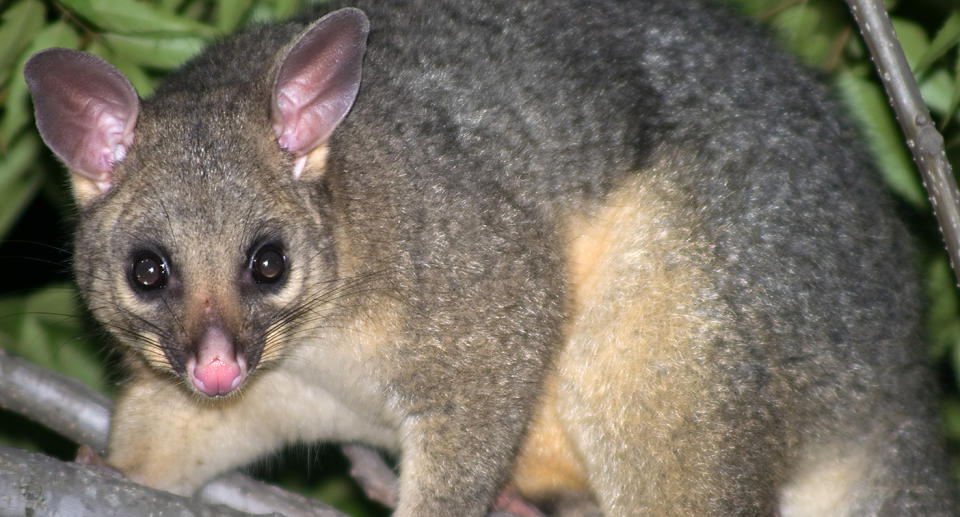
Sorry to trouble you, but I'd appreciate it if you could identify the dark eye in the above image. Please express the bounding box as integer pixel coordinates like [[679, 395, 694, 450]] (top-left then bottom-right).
[[130, 251, 168, 291], [250, 244, 286, 284]]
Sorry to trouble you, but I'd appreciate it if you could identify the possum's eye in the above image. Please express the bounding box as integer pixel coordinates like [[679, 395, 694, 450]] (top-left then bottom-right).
[[250, 244, 286, 284], [130, 251, 169, 291]]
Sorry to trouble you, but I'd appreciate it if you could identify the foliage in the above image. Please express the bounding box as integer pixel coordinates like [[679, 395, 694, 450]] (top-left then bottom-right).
[[0, 0, 959, 511]]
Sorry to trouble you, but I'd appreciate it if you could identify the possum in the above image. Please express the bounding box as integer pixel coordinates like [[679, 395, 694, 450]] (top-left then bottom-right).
[[24, 0, 959, 515]]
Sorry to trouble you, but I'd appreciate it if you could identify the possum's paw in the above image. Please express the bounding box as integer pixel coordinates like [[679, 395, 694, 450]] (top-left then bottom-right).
[[75, 444, 124, 480], [495, 485, 548, 517]]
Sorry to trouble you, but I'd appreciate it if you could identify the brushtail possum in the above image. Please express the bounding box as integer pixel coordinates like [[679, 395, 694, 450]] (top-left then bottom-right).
[[23, 0, 960, 515]]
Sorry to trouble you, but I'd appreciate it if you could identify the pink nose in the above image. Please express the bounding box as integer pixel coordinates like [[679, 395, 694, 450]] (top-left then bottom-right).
[[192, 356, 243, 396], [187, 327, 245, 396]]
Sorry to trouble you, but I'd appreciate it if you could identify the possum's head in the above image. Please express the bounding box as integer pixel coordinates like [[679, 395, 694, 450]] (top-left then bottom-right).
[[24, 9, 369, 397]]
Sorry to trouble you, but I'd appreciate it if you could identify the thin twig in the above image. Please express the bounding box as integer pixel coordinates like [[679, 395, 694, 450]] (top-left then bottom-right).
[[341, 444, 398, 508], [845, 0, 960, 286]]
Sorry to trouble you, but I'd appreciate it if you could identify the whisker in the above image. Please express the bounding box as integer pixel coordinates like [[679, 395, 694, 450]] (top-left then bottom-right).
[[162, 297, 186, 336], [257, 268, 395, 365], [0, 310, 85, 322], [0, 239, 72, 254]]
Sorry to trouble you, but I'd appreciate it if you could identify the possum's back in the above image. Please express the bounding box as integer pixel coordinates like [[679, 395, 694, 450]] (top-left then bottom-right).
[[334, 0, 922, 348]]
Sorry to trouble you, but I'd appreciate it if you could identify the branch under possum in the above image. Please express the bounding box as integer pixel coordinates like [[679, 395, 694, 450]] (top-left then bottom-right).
[[0, 349, 375, 517]]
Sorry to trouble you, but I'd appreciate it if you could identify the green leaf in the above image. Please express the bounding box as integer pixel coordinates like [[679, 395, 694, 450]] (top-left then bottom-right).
[[85, 42, 157, 97], [180, 0, 211, 22], [0, 0, 45, 86], [0, 21, 80, 150], [101, 33, 206, 69], [890, 18, 930, 70], [926, 254, 960, 360], [0, 285, 82, 370], [919, 69, 955, 117], [16, 313, 55, 369], [0, 134, 41, 239], [57, 339, 110, 394], [0, 170, 41, 242], [771, 3, 833, 65], [942, 49, 960, 130], [270, 0, 303, 20], [215, 0, 254, 33], [23, 286, 82, 328], [0, 284, 106, 393], [725, 0, 781, 18], [0, 133, 39, 199], [759, 0, 850, 69], [913, 11, 960, 76], [835, 71, 928, 209], [159, 0, 187, 13], [57, 0, 219, 37], [942, 397, 960, 440]]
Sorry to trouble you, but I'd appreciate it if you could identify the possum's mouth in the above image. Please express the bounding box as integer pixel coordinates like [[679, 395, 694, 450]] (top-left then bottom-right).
[[186, 353, 247, 397], [184, 326, 249, 397]]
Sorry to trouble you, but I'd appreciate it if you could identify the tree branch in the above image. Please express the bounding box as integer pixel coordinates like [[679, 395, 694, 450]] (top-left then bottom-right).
[[845, 0, 960, 284], [0, 349, 111, 452], [0, 349, 352, 517], [0, 346, 534, 517], [0, 446, 279, 517]]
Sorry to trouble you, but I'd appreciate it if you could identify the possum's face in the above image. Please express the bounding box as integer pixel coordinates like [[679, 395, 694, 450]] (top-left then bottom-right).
[[24, 9, 369, 397], [71, 127, 338, 397]]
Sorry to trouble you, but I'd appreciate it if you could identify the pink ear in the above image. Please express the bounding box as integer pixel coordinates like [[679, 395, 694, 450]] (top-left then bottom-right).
[[24, 48, 139, 191], [272, 8, 369, 159]]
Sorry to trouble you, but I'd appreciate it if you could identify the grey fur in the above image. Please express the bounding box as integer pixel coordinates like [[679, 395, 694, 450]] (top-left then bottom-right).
[[30, 0, 958, 515]]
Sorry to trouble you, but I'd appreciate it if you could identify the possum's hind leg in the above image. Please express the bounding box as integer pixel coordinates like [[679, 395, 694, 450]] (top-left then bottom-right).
[[553, 173, 786, 515], [780, 406, 958, 516]]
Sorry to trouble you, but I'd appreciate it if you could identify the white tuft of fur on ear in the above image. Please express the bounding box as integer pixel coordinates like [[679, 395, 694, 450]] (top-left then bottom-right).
[[25, 48, 140, 196]]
